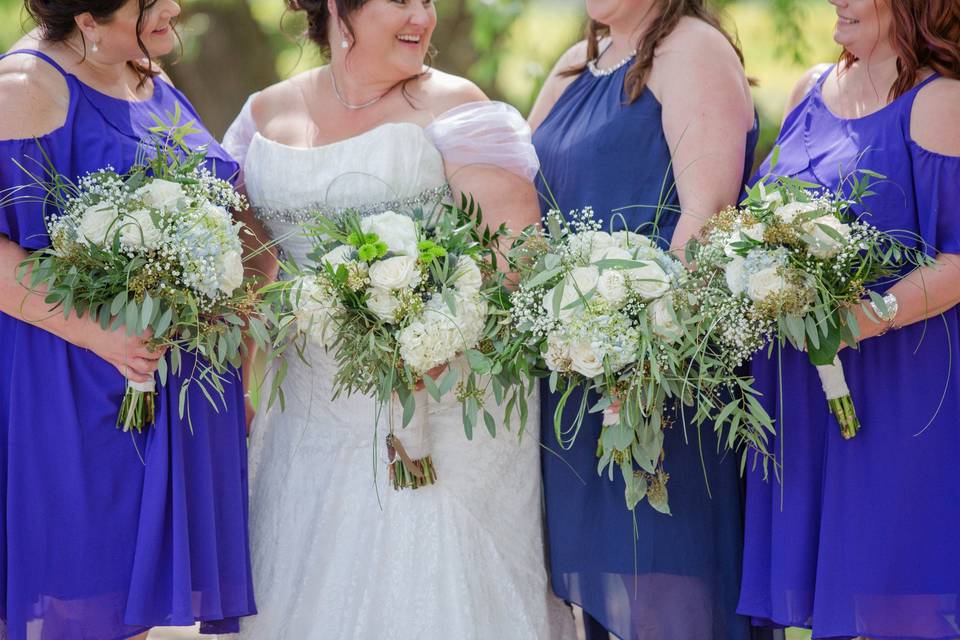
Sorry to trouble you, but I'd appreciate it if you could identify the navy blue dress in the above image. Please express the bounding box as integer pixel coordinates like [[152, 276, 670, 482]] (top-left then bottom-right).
[[533, 57, 759, 640]]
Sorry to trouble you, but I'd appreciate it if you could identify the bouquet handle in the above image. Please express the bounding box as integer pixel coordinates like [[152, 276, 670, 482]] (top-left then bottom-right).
[[815, 357, 860, 439], [118, 378, 157, 433]]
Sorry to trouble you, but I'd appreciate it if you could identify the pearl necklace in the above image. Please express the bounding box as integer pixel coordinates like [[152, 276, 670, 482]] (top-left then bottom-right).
[[329, 68, 390, 110], [587, 52, 636, 77]]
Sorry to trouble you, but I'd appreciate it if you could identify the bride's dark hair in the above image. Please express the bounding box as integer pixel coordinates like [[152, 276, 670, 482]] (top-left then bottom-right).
[[287, 0, 367, 57]]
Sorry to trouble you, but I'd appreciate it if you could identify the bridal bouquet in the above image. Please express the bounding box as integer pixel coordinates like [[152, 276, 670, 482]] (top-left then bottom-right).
[[503, 208, 771, 512], [264, 197, 510, 490], [689, 170, 932, 438], [17, 117, 257, 432]]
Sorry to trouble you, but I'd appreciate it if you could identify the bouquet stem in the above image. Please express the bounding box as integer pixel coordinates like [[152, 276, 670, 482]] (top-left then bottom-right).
[[386, 433, 437, 491], [815, 357, 860, 439], [118, 379, 157, 433]]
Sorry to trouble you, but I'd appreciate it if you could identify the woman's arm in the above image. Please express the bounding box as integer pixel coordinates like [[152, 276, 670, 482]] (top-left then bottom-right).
[[0, 59, 160, 381], [853, 78, 960, 341], [653, 20, 755, 259]]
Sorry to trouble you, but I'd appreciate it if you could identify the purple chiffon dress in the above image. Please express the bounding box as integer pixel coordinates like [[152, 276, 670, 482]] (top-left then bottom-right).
[[739, 68, 960, 639], [0, 50, 256, 639]]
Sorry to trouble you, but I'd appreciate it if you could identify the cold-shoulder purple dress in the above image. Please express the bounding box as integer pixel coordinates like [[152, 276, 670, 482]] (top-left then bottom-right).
[[0, 49, 256, 640]]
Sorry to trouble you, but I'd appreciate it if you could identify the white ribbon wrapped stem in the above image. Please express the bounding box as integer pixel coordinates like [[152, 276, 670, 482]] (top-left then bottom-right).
[[815, 356, 849, 400], [128, 378, 156, 393]]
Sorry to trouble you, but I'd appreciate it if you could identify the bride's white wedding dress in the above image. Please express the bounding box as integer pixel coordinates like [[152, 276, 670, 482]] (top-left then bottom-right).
[[223, 97, 575, 639]]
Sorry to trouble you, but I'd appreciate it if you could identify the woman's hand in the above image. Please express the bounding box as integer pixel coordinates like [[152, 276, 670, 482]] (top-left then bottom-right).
[[73, 321, 166, 383], [415, 363, 449, 391]]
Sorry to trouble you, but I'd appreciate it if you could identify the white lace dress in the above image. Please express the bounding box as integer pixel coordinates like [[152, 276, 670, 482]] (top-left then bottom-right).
[[222, 98, 576, 640]]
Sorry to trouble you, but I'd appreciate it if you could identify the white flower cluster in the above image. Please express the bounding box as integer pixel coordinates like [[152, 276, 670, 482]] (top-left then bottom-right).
[[291, 211, 488, 376], [515, 222, 685, 381], [49, 172, 247, 302]]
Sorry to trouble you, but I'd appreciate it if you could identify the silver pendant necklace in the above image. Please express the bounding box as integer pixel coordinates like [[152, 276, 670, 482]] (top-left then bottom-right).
[[329, 67, 390, 110]]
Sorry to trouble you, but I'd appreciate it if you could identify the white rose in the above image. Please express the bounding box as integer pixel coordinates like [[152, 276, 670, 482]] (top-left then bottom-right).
[[568, 340, 605, 378], [775, 201, 822, 225], [648, 297, 683, 343], [802, 216, 852, 259], [724, 223, 766, 257], [119, 209, 162, 249], [590, 245, 633, 265], [367, 255, 420, 290], [746, 266, 788, 303], [724, 256, 747, 295], [78, 202, 121, 246], [569, 231, 614, 262], [611, 231, 652, 251], [218, 249, 245, 294], [543, 265, 600, 321], [596, 269, 628, 307], [322, 244, 354, 267], [136, 179, 185, 211], [544, 332, 572, 372], [361, 211, 418, 256], [366, 287, 401, 323], [453, 256, 483, 295], [626, 261, 671, 299]]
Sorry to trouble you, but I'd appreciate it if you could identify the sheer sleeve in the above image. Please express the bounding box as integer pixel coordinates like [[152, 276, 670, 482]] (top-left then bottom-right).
[[910, 142, 960, 255], [221, 93, 260, 190], [424, 101, 540, 182], [0, 137, 56, 250]]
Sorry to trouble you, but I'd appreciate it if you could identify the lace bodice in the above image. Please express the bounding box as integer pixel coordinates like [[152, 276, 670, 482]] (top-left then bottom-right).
[[223, 97, 537, 266]]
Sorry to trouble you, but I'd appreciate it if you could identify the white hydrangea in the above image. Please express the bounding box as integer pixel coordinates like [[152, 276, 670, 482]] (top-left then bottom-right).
[[397, 293, 487, 375], [292, 276, 341, 348]]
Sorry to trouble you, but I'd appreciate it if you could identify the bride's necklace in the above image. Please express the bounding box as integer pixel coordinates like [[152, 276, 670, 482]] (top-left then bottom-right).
[[329, 68, 391, 110]]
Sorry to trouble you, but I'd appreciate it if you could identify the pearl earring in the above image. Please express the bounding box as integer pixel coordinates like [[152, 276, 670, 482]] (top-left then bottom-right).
[[341, 38, 349, 49], [91, 40, 99, 53]]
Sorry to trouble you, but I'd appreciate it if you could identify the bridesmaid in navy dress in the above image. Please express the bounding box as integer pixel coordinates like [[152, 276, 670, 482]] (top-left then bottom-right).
[[0, 2, 256, 638], [738, 1, 960, 639], [528, 1, 759, 638]]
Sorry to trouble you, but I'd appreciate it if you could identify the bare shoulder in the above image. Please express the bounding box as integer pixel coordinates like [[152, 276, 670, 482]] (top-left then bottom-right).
[[249, 70, 313, 129], [784, 63, 831, 115], [657, 17, 742, 66], [0, 53, 69, 140], [414, 69, 488, 115], [553, 39, 589, 73], [911, 76, 960, 156], [527, 39, 588, 130]]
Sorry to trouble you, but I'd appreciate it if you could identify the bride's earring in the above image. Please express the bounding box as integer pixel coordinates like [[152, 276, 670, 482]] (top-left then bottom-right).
[[91, 39, 99, 53]]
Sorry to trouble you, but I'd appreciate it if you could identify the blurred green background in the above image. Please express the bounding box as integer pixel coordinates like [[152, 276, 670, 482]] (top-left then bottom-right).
[[0, 0, 839, 168], [0, 2, 833, 638]]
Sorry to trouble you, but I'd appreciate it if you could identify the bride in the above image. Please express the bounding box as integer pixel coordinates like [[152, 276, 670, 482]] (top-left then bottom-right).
[[222, 0, 575, 637]]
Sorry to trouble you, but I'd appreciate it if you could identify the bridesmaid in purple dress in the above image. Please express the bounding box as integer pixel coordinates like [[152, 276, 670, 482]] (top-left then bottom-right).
[[0, 2, 256, 638], [738, 1, 960, 638]]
